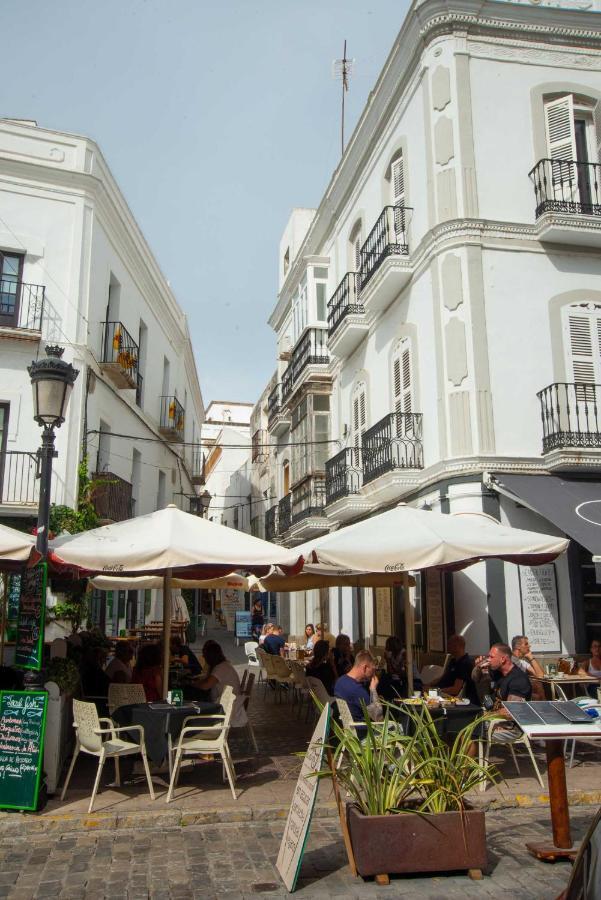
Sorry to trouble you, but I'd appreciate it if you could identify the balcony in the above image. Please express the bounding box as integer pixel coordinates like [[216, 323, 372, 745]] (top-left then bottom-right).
[[281, 327, 330, 404], [100, 321, 139, 389], [0, 280, 45, 337], [537, 383, 601, 465], [529, 159, 601, 247], [159, 396, 185, 440], [359, 205, 412, 314], [191, 446, 205, 485], [363, 412, 424, 495], [267, 383, 290, 436], [0, 451, 41, 511], [252, 429, 268, 464], [278, 493, 292, 535], [265, 504, 278, 541], [92, 472, 133, 523], [325, 447, 373, 523], [327, 272, 368, 358]]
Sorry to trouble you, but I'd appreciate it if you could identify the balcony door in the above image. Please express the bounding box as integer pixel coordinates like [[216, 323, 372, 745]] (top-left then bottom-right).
[[564, 305, 601, 434], [351, 385, 366, 468], [0, 404, 8, 501], [392, 338, 414, 437], [0, 252, 23, 327], [544, 95, 596, 209]]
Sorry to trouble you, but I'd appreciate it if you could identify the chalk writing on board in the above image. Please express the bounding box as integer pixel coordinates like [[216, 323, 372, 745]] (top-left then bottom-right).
[[426, 569, 444, 653], [15, 564, 47, 671], [0, 691, 47, 811], [519, 564, 561, 653]]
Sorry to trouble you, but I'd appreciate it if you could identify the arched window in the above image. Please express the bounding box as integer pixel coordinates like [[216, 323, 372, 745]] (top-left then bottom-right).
[[563, 302, 601, 388], [351, 381, 367, 465], [387, 150, 405, 209], [282, 459, 290, 496], [348, 220, 363, 273], [391, 338, 414, 435], [544, 94, 598, 208]]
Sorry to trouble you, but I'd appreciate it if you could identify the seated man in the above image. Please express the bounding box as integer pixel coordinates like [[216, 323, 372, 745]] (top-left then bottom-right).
[[105, 641, 134, 684], [511, 634, 545, 700], [170, 635, 202, 675], [334, 650, 383, 734], [473, 642, 531, 742], [264, 625, 286, 656], [434, 634, 478, 704]]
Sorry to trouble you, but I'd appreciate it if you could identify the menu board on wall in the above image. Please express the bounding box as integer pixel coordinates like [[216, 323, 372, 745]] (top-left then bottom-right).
[[375, 587, 392, 644], [0, 691, 48, 811], [519, 564, 561, 653], [15, 564, 47, 671], [425, 569, 445, 652], [222, 589, 243, 631]]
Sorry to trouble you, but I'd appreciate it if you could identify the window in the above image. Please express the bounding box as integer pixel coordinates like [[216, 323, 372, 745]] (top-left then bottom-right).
[[251, 516, 260, 538], [157, 470, 166, 510], [131, 449, 141, 517], [0, 252, 24, 327], [564, 303, 601, 399], [351, 383, 367, 465], [282, 459, 290, 495], [390, 153, 405, 208], [137, 320, 147, 408], [314, 266, 328, 322], [0, 404, 8, 500], [349, 221, 363, 272], [96, 421, 111, 473], [392, 338, 414, 435], [283, 247, 290, 277], [233, 506, 239, 530], [161, 357, 170, 399], [544, 95, 598, 207], [292, 277, 308, 343], [291, 395, 330, 481]]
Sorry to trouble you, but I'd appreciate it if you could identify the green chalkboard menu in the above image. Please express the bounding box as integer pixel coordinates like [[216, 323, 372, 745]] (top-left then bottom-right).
[[0, 691, 47, 811], [6, 574, 21, 642], [15, 564, 47, 671]]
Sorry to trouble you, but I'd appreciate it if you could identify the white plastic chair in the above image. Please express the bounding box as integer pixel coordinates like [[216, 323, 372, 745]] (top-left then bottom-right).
[[244, 641, 260, 667], [107, 683, 147, 716], [61, 699, 155, 813], [480, 716, 544, 790], [166, 685, 237, 802], [240, 672, 259, 752]]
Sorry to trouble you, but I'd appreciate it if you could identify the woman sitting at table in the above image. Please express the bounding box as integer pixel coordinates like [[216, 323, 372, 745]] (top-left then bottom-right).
[[193, 640, 247, 726], [306, 640, 337, 695], [332, 633, 354, 678], [378, 636, 408, 702], [578, 637, 601, 695], [170, 635, 202, 676], [105, 641, 134, 684], [304, 623, 316, 651], [132, 643, 163, 702]]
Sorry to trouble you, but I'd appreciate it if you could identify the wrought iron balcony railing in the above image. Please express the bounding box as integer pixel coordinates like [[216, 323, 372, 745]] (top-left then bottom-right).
[[0, 280, 45, 331], [360, 205, 411, 291], [160, 395, 185, 438], [101, 321, 139, 384], [362, 411, 424, 484], [278, 493, 292, 533], [0, 451, 39, 505], [325, 447, 363, 505], [292, 476, 326, 524], [537, 382, 601, 453], [265, 505, 279, 541], [327, 272, 363, 338], [267, 384, 281, 424], [281, 327, 329, 402], [529, 158, 601, 219], [92, 472, 133, 522]]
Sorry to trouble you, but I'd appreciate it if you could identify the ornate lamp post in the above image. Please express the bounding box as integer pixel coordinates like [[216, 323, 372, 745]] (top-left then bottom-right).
[[28, 346, 79, 556]]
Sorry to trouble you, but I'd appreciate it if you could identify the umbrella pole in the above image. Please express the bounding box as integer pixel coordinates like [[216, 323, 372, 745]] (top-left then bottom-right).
[[403, 572, 414, 695], [162, 568, 173, 700]]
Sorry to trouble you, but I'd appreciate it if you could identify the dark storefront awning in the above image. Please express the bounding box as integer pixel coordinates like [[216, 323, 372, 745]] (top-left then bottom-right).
[[491, 473, 601, 556]]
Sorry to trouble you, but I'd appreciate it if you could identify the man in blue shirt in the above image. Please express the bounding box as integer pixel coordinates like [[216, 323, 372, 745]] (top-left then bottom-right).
[[264, 626, 286, 656], [334, 650, 382, 733]]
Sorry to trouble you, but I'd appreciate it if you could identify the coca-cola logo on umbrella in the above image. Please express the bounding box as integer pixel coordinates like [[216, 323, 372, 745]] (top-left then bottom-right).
[[575, 500, 601, 527]]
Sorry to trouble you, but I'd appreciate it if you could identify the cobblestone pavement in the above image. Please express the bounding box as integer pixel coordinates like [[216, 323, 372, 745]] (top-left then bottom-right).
[[0, 806, 594, 899]]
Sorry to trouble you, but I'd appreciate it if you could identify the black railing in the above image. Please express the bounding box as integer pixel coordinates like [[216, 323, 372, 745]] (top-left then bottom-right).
[[160, 396, 185, 437], [325, 448, 363, 504], [135, 372, 143, 407], [252, 429, 267, 463], [537, 382, 601, 453], [363, 412, 424, 484], [529, 159, 601, 219], [327, 272, 363, 338], [282, 327, 329, 402], [265, 505, 278, 541], [101, 321, 139, 382], [292, 477, 326, 524], [360, 205, 410, 291], [0, 451, 39, 505], [278, 493, 292, 533], [267, 384, 281, 425], [92, 472, 133, 522], [0, 280, 45, 331]]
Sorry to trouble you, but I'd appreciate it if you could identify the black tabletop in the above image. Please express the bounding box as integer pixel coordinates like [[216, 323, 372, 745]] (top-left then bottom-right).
[[112, 701, 222, 765]]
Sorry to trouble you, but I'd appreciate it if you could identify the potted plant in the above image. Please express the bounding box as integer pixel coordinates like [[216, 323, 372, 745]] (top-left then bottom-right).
[[322, 703, 498, 882]]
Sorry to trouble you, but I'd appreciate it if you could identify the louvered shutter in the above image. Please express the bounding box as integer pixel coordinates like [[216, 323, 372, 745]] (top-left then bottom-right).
[[593, 101, 601, 163], [352, 386, 366, 466], [393, 340, 413, 436], [545, 96, 577, 201], [568, 314, 595, 385], [354, 234, 362, 273], [391, 156, 405, 240]]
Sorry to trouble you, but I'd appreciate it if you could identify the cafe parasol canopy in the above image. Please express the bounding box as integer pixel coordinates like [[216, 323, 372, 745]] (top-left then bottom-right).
[[298, 505, 570, 691], [49, 505, 304, 696], [0, 523, 38, 570]]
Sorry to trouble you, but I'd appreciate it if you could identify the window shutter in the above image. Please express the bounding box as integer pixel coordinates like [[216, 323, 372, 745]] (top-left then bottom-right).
[[593, 100, 601, 163], [545, 95, 577, 162], [393, 340, 413, 436], [568, 314, 596, 389], [391, 156, 404, 206], [354, 235, 362, 273], [351, 384, 367, 466]]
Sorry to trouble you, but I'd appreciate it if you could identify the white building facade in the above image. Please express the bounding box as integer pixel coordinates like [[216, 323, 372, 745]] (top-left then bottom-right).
[[262, 0, 601, 654], [0, 119, 205, 633]]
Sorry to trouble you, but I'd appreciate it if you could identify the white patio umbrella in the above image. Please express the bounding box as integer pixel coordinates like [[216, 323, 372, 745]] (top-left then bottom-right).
[[50, 506, 303, 696], [300, 506, 569, 691], [0, 523, 38, 568], [90, 573, 252, 592]]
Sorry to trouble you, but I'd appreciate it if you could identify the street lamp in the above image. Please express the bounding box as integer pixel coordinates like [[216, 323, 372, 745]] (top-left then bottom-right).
[[28, 346, 79, 556], [199, 490, 211, 518]]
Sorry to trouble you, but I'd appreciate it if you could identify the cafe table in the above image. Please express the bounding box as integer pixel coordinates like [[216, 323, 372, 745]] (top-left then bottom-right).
[[396, 699, 482, 737], [503, 700, 601, 862], [112, 700, 222, 768], [532, 674, 599, 700]]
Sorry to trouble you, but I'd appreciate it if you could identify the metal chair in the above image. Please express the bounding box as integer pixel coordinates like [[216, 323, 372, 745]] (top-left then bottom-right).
[[480, 716, 544, 790], [269, 655, 296, 702], [107, 683, 146, 716], [61, 699, 155, 813], [166, 685, 237, 802], [255, 647, 270, 694]]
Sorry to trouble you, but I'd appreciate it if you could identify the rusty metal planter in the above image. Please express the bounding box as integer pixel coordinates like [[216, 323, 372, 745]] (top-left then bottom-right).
[[347, 804, 487, 878]]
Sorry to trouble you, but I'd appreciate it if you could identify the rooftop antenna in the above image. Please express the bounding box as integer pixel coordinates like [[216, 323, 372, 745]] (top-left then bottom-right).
[[333, 40, 354, 157]]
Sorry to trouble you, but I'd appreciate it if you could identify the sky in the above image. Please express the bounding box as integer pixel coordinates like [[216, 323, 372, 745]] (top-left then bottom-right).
[[3, 0, 410, 406]]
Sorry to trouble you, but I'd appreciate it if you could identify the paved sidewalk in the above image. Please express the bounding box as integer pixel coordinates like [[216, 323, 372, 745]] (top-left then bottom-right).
[[0, 806, 594, 898]]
